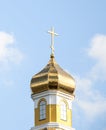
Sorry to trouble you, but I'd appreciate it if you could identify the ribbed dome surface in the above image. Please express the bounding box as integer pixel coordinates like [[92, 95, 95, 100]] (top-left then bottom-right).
[[30, 55, 75, 95]]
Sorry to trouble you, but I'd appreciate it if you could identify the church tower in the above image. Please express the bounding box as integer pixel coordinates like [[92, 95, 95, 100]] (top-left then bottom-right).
[[30, 28, 76, 130]]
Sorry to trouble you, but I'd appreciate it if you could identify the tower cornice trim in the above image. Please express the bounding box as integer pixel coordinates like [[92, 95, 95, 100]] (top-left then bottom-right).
[[30, 122, 75, 130], [32, 90, 74, 101]]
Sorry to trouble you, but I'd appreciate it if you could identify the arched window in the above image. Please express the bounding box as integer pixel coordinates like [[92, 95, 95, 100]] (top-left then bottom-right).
[[60, 101, 67, 120], [39, 100, 46, 120]]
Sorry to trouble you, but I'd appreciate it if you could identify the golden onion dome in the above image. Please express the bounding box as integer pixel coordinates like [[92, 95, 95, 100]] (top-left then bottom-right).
[[30, 54, 75, 95]]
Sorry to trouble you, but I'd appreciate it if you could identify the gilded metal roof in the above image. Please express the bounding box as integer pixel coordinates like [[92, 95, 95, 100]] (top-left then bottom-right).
[[30, 55, 75, 94]]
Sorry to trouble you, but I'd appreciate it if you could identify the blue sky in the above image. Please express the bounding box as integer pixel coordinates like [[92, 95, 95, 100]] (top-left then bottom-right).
[[0, 0, 106, 130]]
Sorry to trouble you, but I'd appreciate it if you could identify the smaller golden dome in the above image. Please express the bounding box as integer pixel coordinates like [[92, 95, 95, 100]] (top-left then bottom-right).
[[30, 54, 75, 95]]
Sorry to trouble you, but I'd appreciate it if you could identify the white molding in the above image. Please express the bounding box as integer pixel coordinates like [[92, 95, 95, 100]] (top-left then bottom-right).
[[30, 122, 75, 130], [32, 90, 74, 109], [32, 90, 74, 100]]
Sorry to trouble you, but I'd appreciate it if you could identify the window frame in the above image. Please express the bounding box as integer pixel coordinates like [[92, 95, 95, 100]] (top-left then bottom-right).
[[60, 101, 67, 121], [39, 100, 46, 120]]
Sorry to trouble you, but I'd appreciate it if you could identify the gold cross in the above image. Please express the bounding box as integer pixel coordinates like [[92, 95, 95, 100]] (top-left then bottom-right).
[[48, 27, 58, 55]]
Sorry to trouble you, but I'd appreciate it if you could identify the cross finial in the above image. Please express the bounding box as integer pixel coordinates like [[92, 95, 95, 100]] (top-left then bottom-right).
[[48, 27, 58, 56]]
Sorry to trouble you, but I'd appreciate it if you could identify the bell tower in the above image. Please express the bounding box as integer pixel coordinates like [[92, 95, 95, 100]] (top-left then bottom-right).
[[30, 28, 76, 130]]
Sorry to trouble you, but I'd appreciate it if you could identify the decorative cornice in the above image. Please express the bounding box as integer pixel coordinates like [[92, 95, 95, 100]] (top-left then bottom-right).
[[30, 122, 75, 130], [32, 90, 74, 101]]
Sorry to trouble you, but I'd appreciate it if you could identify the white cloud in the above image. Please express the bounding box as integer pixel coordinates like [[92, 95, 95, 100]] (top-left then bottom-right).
[[78, 99, 106, 119], [88, 34, 106, 65], [88, 34, 106, 80], [75, 76, 106, 120], [0, 31, 24, 65], [75, 34, 106, 120]]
